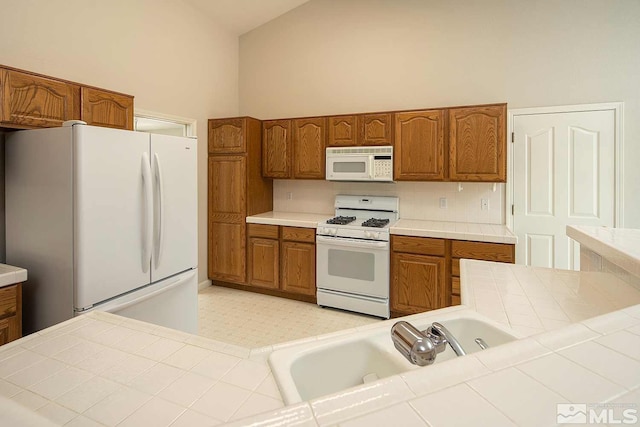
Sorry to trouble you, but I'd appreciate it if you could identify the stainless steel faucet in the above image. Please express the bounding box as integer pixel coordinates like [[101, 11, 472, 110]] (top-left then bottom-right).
[[391, 320, 466, 366]]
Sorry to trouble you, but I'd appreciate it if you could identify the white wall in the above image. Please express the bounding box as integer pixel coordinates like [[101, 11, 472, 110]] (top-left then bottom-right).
[[239, 0, 640, 227], [0, 0, 241, 283]]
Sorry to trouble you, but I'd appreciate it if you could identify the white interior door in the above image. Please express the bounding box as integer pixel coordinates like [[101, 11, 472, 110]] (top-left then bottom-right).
[[513, 110, 615, 270], [150, 134, 198, 282]]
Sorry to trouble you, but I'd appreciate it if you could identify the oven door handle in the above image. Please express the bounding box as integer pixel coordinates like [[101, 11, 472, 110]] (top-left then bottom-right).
[[316, 235, 389, 249]]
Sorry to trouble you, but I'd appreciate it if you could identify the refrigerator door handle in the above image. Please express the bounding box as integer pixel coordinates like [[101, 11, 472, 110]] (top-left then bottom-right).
[[153, 153, 164, 267], [141, 152, 153, 273]]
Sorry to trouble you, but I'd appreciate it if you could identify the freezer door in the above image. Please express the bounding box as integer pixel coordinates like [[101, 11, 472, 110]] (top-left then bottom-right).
[[74, 125, 152, 309], [150, 134, 198, 282], [88, 269, 198, 334]]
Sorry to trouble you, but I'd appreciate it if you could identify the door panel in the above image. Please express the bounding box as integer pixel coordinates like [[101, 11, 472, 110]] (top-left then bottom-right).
[[74, 126, 150, 309], [513, 110, 615, 270], [150, 134, 197, 282]]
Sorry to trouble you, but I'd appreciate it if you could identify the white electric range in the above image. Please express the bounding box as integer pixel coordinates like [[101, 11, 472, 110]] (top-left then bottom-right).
[[316, 195, 399, 318]]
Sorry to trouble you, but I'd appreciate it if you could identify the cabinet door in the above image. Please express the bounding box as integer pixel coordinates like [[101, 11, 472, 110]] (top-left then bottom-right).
[[248, 237, 279, 289], [1, 68, 80, 128], [359, 113, 393, 146], [209, 221, 246, 284], [208, 156, 246, 219], [449, 104, 506, 182], [394, 110, 445, 181], [292, 117, 326, 179], [327, 115, 357, 146], [263, 120, 292, 178], [208, 156, 247, 284], [209, 118, 245, 154], [391, 252, 446, 314], [281, 241, 316, 296], [81, 87, 134, 130]]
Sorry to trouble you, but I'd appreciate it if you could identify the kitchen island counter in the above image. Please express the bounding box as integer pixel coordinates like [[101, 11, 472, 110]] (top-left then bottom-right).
[[2, 227, 640, 426]]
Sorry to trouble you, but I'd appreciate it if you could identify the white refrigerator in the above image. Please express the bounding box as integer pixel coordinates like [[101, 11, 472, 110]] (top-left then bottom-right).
[[6, 122, 198, 334]]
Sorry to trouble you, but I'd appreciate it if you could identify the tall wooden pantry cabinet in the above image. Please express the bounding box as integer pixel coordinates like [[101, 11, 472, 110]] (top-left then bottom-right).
[[208, 117, 273, 284]]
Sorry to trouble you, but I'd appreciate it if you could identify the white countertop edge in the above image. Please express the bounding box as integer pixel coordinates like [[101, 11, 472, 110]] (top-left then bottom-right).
[[246, 216, 320, 228], [567, 225, 640, 279]]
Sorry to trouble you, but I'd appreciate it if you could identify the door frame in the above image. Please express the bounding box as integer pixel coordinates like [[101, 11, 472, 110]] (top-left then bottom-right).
[[506, 102, 625, 231]]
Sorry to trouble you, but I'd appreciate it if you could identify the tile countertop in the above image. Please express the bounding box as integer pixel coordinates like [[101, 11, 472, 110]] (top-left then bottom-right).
[[1, 226, 639, 426], [247, 212, 518, 244], [567, 225, 640, 280], [246, 211, 331, 228], [0, 263, 28, 288], [390, 219, 517, 244]]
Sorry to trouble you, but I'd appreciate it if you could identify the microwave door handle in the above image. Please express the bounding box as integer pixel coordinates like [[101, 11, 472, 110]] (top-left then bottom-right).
[[369, 157, 374, 179]]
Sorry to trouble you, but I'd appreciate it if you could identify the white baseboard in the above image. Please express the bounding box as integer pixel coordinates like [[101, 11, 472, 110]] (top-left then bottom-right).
[[198, 279, 212, 291]]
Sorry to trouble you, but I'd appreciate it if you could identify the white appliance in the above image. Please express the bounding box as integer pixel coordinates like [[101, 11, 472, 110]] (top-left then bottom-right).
[[325, 146, 393, 182], [6, 122, 198, 334], [316, 195, 399, 318]]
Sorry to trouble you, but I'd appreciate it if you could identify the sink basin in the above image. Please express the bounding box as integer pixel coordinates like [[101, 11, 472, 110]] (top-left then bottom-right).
[[269, 312, 519, 404]]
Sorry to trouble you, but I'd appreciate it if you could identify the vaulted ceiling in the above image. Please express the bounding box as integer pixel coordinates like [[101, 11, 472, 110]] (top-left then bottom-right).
[[184, 0, 310, 36]]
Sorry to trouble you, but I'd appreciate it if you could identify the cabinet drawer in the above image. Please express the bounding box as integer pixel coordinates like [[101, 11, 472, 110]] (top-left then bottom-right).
[[451, 277, 461, 295], [282, 227, 315, 243], [0, 285, 17, 320], [392, 235, 445, 256], [451, 241, 514, 263], [451, 258, 460, 277], [247, 223, 279, 239]]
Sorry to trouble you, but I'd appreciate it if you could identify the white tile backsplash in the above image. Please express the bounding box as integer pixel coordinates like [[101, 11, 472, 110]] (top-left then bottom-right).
[[273, 180, 504, 224]]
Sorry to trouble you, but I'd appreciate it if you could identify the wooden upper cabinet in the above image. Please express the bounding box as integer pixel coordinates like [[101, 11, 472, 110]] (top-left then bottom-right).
[[263, 119, 292, 178], [292, 117, 326, 179], [327, 115, 357, 147], [208, 118, 246, 154], [328, 113, 393, 147], [394, 110, 445, 181], [449, 104, 506, 182], [0, 68, 80, 128], [80, 87, 133, 130], [359, 113, 393, 146]]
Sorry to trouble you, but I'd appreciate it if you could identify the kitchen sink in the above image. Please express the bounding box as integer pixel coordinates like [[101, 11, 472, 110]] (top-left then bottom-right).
[[269, 312, 519, 404]]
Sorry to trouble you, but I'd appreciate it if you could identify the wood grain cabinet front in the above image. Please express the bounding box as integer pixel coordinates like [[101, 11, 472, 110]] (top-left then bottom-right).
[[207, 117, 273, 286], [394, 109, 446, 181], [391, 236, 448, 316], [245, 225, 316, 298], [449, 104, 506, 182], [80, 87, 134, 130], [263, 119, 292, 178], [292, 117, 326, 179], [0, 283, 22, 346], [328, 113, 393, 147], [208, 118, 246, 154], [0, 68, 80, 128]]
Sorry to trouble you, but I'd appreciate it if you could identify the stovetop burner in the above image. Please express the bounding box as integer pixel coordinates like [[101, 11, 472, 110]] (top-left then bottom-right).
[[362, 218, 390, 228], [326, 216, 356, 225]]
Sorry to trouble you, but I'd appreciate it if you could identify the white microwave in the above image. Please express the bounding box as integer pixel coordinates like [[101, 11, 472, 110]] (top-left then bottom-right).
[[326, 146, 393, 182]]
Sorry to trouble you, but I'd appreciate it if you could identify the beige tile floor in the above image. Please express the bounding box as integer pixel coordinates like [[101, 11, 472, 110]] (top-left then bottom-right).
[[198, 286, 381, 348]]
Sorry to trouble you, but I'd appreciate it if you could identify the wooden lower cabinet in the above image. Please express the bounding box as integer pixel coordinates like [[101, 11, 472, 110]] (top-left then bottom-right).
[[209, 221, 246, 284], [391, 235, 515, 316], [0, 283, 22, 346], [246, 225, 316, 300], [392, 252, 446, 315], [281, 241, 315, 296]]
